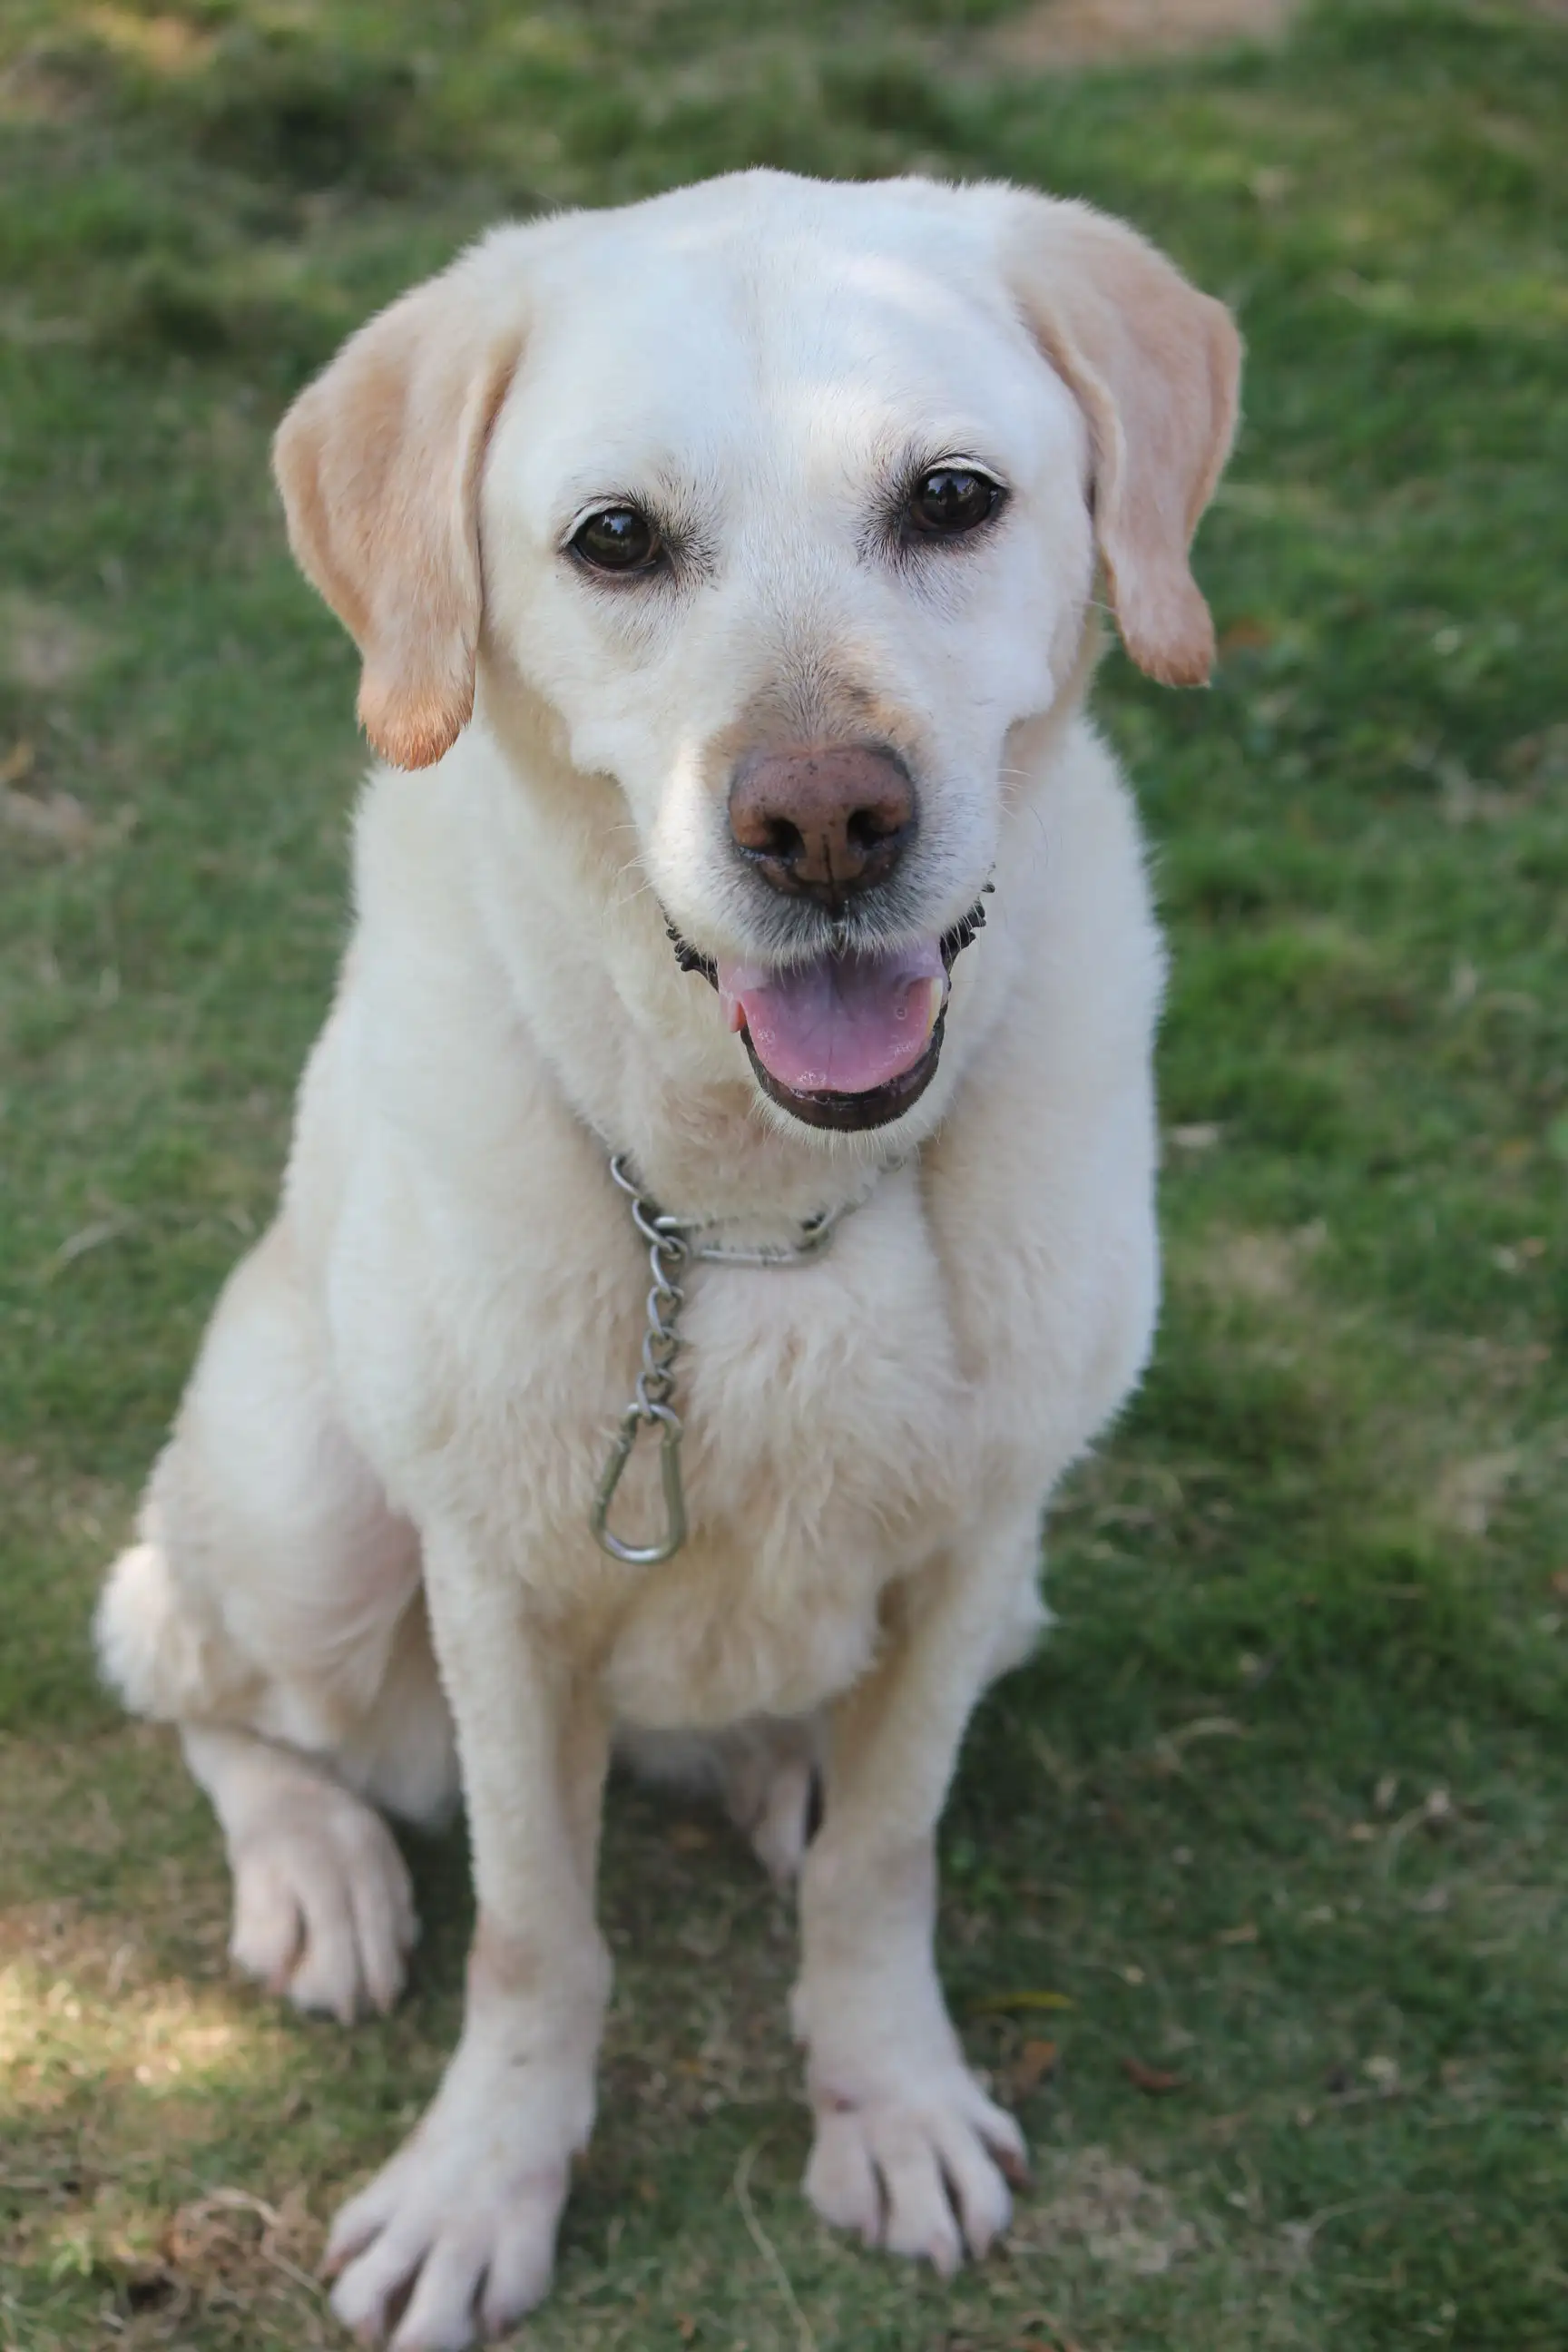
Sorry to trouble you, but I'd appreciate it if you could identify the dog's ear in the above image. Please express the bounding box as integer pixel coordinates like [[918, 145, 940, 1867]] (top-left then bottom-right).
[[998, 195, 1241, 687], [273, 237, 529, 770]]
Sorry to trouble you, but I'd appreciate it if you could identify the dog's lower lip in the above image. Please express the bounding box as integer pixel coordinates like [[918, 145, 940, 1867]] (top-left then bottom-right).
[[740, 1007, 947, 1132]]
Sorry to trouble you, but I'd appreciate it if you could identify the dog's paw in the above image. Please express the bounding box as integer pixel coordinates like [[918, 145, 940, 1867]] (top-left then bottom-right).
[[228, 1781, 416, 2024], [804, 2070, 1027, 2276], [324, 2056, 578, 2349]]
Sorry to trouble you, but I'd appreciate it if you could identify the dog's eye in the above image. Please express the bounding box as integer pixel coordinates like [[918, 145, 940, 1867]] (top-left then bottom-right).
[[906, 467, 1003, 540], [570, 506, 662, 574]]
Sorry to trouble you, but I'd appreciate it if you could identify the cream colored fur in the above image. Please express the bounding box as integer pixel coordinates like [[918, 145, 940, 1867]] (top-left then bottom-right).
[[96, 169, 1239, 2350]]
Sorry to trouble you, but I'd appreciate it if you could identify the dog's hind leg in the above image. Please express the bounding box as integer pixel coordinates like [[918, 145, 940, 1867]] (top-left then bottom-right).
[[619, 1718, 820, 1886], [96, 1218, 457, 2021], [181, 1720, 418, 2023]]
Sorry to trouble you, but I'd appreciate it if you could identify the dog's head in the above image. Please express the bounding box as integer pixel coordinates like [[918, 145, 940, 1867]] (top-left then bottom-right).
[[275, 172, 1239, 1137]]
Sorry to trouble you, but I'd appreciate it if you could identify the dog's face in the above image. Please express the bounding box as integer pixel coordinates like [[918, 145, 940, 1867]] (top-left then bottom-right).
[[275, 172, 1240, 1134]]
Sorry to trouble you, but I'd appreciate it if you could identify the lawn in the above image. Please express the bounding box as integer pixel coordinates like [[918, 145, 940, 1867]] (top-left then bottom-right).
[[2, 1, 1565, 2346]]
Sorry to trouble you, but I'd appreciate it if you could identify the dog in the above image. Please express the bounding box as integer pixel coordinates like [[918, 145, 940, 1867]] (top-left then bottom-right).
[[95, 168, 1240, 2350]]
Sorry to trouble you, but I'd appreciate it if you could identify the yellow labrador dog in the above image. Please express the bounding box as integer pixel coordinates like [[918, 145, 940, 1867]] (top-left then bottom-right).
[[97, 170, 1239, 2349]]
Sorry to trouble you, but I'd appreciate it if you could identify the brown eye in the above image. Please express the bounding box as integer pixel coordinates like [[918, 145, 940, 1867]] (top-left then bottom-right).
[[571, 506, 661, 573], [906, 466, 1003, 539]]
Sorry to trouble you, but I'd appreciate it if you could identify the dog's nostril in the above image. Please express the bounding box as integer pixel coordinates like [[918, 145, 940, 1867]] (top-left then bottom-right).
[[760, 816, 805, 863], [848, 803, 902, 853]]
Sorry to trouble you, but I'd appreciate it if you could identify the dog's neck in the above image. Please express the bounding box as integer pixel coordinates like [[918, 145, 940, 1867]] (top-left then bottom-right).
[[463, 648, 1091, 1235]]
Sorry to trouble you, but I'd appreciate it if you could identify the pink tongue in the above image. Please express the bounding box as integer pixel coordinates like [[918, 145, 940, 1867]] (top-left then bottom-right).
[[718, 940, 946, 1097]]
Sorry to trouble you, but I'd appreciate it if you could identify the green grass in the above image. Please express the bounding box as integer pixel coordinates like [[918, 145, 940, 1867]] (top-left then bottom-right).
[[3, 1, 1566, 2345]]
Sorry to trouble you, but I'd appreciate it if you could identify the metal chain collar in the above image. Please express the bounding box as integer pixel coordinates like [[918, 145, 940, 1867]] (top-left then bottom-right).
[[590, 1152, 869, 1566]]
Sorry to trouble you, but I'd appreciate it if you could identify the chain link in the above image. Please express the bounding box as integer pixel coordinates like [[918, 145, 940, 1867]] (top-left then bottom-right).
[[590, 1152, 873, 1565]]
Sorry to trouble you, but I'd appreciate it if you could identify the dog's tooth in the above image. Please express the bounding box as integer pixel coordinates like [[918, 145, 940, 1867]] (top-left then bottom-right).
[[922, 976, 946, 1039]]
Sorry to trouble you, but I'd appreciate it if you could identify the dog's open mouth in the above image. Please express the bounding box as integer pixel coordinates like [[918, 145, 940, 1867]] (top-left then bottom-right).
[[668, 900, 988, 1132], [719, 941, 950, 1131]]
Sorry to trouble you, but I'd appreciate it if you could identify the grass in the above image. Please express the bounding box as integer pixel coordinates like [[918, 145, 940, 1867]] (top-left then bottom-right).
[[2, 0, 1566, 2344]]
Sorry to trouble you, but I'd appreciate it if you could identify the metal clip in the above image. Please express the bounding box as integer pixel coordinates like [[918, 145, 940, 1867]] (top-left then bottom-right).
[[591, 1400, 688, 1566]]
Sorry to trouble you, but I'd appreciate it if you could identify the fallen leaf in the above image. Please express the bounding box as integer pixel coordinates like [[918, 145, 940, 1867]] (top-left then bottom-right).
[[667, 1820, 711, 1851], [1122, 2056, 1187, 2095], [972, 1988, 1075, 2014], [1013, 2038, 1061, 2096], [1216, 1921, 1258, 1945], [1219, 616, 1274, 653], [0, 738, 34, 786]]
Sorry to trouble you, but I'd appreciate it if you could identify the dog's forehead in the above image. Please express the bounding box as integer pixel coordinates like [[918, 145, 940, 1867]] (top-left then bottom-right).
[[507, 177, 1051, 495]]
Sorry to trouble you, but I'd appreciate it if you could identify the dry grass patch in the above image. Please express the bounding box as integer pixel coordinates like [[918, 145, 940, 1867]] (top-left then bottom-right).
[[1012, 2146, 1200, 2274], [991, 0, 1295, 70]]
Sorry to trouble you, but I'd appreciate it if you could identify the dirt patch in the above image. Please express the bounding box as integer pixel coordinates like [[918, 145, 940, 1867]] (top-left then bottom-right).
[[0, 1895, 152, 1988], [1, 593, 106, 690], [84, 8, 217, 78], [1197, 1220, 1328, 1307], [991, 0, 1295, 70], [1012, 2146, 1200, 2273], [1431, 1446, 1522, 1538]]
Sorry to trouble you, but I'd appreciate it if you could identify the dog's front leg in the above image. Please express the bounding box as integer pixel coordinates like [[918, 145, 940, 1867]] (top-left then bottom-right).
[[792, 1512, 1037, 2278], [326, 1530, 610, 2351]]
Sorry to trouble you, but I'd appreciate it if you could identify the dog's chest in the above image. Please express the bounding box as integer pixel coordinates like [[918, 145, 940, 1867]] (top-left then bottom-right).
[[597, 1188, 966, 1729]]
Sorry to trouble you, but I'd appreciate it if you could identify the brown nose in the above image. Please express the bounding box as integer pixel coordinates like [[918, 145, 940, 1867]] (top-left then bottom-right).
[[728, 745, 916, 910]]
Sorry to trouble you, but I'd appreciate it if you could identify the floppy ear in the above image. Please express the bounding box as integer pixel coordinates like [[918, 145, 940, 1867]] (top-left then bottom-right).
[[998, 195, 1241, 687], [272, 235, 530, 769]]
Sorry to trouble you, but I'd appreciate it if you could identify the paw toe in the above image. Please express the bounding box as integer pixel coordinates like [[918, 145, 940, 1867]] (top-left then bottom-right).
[[805, 2109, 882, 2242], [935, 2117, 1014, 2257], [877, 2137, 964, 2275], [330, 2223, 424, 2343], [476, 2209, 558, 2337], [229, 1858, 301, 1989]]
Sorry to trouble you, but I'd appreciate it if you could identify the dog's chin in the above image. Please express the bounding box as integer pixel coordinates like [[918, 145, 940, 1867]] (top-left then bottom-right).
[[740, 1006, 948, 1132]]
